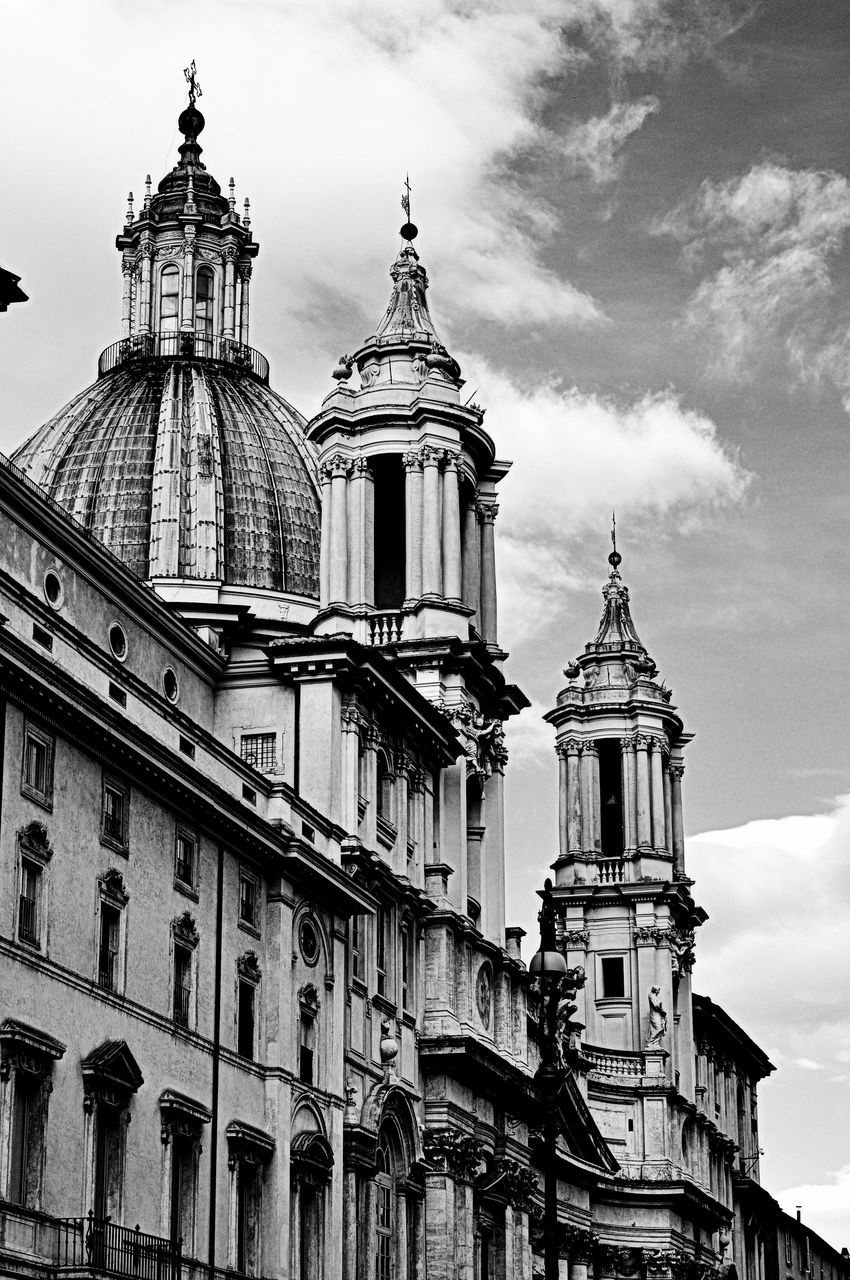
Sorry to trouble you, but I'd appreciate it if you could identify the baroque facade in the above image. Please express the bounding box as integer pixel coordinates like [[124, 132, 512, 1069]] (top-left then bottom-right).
[[0, 82, 846, 1280]]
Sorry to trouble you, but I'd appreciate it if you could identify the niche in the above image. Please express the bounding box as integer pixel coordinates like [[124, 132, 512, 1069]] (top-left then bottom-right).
[[372, 456, 406, 609], [598, 739, 624, 857]]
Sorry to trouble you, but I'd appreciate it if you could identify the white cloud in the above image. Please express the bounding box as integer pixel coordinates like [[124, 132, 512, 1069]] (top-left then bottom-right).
[[656, 164, 850, 388], [778, 1166, 850, 1248], [562, 97, 660, 185], [687, 796, 850, 1244], [463, 360, 749, 634]]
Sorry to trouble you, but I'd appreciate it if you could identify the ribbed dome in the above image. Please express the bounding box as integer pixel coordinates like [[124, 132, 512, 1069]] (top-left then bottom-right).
[[13, 352, 321, 597]]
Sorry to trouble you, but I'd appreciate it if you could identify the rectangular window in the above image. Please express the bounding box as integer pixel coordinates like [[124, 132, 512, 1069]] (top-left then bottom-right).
[[401, 922, 412, 1011], [175, 830, 196, 888], [21, 723, 53, 807], [240, 732, 276, 773], [239, 874, 257, 927], [8, 1074, 37, 1206], [160, 267, 180, 332], [102, 780, 127, 848], [173, 944, 192, 1026], [237, 981, 255, 1060], [299, 1014, 314, 1084], [376, 905, 388, 998], [18, 860, 41, 946], [785, 1234, 793, 1266], [108, 681, 127, 708], [32, 623, 53, 651], [236, 1161, 259, 1275], [98, 903, 121, 991], [601, 956, 626, 999], [94, 1108, 123, 1220], [351, 914, 363, 982], [169, 1133, 196, 1249], [376, 1180, 393, 1280]]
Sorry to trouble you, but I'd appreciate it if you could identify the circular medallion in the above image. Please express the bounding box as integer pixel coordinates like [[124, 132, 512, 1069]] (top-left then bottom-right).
[[475, 964, 492, 1026], [299, 917, 320, 966]]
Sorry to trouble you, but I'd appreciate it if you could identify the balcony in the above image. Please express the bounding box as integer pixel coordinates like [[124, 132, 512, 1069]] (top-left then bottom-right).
[[98, 950, 118, 992], [0, 1206, 268, 1280], [97, 333, 270, 385], [367, 611, 405, 646]]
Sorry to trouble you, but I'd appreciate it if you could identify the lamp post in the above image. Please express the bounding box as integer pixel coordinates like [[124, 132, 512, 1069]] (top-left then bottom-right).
[[530, 878, 568, 1280]]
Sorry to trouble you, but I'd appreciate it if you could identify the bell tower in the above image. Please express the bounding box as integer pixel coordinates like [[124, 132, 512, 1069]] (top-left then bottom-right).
[[544, 536, 705, 1098], [306, 218, 505, 652]]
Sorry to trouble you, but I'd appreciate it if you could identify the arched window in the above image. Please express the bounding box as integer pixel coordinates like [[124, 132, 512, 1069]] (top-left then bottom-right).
[[195, 267, 214, 335], [159, 265, 180, 332]]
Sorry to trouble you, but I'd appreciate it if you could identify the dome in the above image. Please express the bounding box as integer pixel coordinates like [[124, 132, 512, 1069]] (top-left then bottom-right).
[[12, 342, 321, 597]]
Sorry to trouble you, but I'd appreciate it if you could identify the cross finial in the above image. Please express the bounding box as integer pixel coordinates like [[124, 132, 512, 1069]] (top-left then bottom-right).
[[608, 510, 622, 573], [400, 174, 418, 242], [184, 60, 202, 106]]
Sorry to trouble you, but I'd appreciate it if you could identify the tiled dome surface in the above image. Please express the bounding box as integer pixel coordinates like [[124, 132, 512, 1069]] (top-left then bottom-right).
[[13, 359, 320, 596]]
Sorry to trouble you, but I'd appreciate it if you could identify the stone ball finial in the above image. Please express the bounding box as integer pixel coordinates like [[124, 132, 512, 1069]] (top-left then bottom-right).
[[400, 221, 419, 242], [178, 104, 205, 140], [379, 1018, 399, 1067]]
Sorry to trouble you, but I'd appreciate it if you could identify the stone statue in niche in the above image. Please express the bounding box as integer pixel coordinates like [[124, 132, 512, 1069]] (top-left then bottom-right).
[[646, 986, 668, 1047]]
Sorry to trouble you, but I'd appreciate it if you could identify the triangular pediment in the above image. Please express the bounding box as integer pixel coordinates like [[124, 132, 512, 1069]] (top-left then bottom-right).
[[81, 1039, 144, 1094]]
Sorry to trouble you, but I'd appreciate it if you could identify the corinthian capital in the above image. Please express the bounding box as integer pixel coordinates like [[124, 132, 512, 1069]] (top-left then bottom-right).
[[477, 500, 499, 525]]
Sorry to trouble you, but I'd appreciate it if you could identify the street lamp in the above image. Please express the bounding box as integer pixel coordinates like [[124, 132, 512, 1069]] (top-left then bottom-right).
[[530, 878, 568, 1280]]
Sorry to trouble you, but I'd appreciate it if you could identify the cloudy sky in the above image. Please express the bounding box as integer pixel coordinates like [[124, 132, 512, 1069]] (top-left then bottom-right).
[[1, 0, 848, 1247]]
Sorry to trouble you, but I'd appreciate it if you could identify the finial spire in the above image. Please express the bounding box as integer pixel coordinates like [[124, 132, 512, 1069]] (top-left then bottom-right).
[[184, 60, 202, 107], [609, 510, 622, 575], [400, 174, 418, 243], [126, 191, 134, 224]]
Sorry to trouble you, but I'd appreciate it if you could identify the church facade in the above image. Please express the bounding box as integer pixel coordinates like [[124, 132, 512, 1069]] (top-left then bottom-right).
[[0, 82, 844, 1280]]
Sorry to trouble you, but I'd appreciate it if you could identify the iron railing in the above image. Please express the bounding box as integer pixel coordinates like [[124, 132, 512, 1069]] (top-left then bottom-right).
[[173, 987, 191, 1027], [18, 895, 38, 944], [97, 332, 270, 385], [103, 811, 124, 842], [56, 1214, 181, 1280], [98, 949, 118, 991]]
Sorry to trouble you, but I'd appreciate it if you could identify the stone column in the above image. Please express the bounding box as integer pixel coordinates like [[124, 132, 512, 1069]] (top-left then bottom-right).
[[557, 745, 569, 860], [566, 739, 582, 856], [342, 1169, 357, 1280], [404, 451, 424, 602], [663, 766, 673, 860], [223, 249, 237, 338], [441, 453, 463, 601], [670, 765, 686, 875], [121, 261, 134, 337], [580, 744, 595, 854], [651, 739, 667, 851], [425, 1170, 455, 1280], [478, 500, 499, 645], [461, 497, 481, 627], [636, 735, 652, 848], [319, 466, 332, 607], [341, 710, 361, 833], [503, 1203, 515, 1280], [411, 1195, 426, 1280], [347, 458, 371, 606], [181, 241, 195, 331], [421, 448, 443, 596], [238, 265, 252, 345], [329, 456, 350, 604], [139, 244, 153, 333], [621, 737, 635, 852], [589, 742, 601, 853]]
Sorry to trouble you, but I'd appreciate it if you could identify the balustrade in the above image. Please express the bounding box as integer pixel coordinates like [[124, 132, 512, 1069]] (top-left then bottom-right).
[[97, 332, 269, 384]]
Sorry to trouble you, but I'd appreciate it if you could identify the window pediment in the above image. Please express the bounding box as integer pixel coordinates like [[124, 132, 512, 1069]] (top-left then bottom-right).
[[0, 1018, 65, 1079], [226, 1119, 275, 1166], [81, 1039, 144, 1110], [159, 1088, 212, 1142]]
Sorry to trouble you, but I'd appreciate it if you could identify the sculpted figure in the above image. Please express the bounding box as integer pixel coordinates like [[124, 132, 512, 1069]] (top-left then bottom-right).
[[646, 985, 668, 1047]]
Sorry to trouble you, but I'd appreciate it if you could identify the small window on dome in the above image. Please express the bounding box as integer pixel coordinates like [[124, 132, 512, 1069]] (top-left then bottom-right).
[[160, 265, 180, 332], [195, 267, 214, 336]]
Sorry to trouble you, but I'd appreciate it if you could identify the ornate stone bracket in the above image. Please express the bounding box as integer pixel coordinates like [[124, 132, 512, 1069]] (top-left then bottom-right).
[[422, 1127, 485, 1182]]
